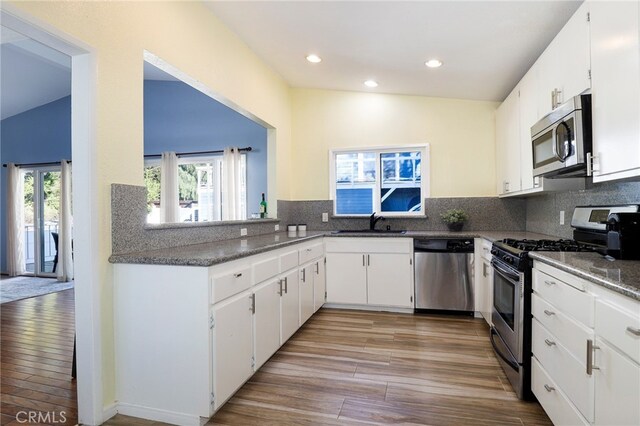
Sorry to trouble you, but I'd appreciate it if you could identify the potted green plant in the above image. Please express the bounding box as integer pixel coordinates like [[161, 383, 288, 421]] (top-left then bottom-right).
[[441, 209, 468, 232]]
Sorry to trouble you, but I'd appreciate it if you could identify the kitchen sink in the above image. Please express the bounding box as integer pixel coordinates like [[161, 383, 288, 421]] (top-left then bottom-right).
[[332, 229, 407, 234]]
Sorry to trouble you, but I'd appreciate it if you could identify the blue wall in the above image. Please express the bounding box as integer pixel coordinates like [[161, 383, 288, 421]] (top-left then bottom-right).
[[143, 80, 268, 215], [0, 81, 268, 272], [0, 96, 72, 273]]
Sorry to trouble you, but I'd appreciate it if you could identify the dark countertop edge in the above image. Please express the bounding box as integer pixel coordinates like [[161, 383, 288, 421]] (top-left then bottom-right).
[[108, 233, 325, 267], [529, 252, 640, 301]]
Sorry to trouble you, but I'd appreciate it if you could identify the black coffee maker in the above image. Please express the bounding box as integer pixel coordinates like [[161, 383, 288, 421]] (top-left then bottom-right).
[[607, 212, 640, 260]]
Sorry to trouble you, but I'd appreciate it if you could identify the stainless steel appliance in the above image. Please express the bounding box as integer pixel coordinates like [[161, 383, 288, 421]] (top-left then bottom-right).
[[532, 94, 592, 178], [414, 239, 474, 313]]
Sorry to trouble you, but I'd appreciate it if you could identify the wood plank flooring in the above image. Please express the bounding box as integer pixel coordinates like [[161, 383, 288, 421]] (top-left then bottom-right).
[[0, 289, 77, 426], [107, 309, 551, 426]]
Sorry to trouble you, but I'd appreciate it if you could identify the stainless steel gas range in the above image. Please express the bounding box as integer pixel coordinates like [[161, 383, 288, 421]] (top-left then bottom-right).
[[489, 204, 640, 400]]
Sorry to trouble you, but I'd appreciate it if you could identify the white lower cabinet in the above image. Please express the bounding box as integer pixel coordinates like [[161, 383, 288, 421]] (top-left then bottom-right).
[[114, 238, 326, 425], [280, 268, 300, 343], [325, 238, 413, 309], [474, 238, 493, 324], [532, 261, 640, 426], [253, 279, 281, 369], [212, 290, 254, 410]]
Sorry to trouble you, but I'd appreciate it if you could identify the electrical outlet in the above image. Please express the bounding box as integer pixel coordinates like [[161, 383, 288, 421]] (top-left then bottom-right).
[[274, 224, 279, 231], [240, 228, 247, 236], [322, 212, 329, 222], [560, 211, 565, 225]]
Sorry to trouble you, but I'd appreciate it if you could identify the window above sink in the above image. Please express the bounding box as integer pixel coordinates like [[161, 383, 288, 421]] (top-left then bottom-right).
[[329, 145, 430, 217]]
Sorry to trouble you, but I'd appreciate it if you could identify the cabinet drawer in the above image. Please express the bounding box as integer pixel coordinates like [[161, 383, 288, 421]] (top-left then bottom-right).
[[532, 293, 594, 362], [299, 243, 323, 264], [595, 299, 640, 364], [532, 319, 594, 422], [533, 268, 594, 327], [253, 256, 279, 284], [211, 265, 252, 304], [325, 237, 411, 254], [531, 357, 589, 426], [280, 250, 299, 272]]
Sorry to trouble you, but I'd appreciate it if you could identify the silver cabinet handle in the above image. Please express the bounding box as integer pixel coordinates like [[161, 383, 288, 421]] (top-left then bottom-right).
[[627, 326, 640, 336], [544, 339, 556, 347], [315, 262, 319, 274], [362, 255, 365, 266], [284, 277, 288, 294], [306, 248, 312, 252], [587, 339, 600, 375], [234, 273, 243, 278], [249, 294, 255, 314], [367, 254, 370, 266], [543, 309, 555, 316], [544, 384, 555, 392], [278, 279, 283, 296], [586, 152, 593, 176], [482, 262, 488, 277], [544, 280, 556, 286], [302, 268, 306, 283]]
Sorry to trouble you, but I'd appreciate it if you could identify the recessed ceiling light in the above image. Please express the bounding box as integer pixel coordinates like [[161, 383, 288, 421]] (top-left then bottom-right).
[[364, 80, 378, 88], [425, 59, 443, 68], [306, 54, 322, 63]]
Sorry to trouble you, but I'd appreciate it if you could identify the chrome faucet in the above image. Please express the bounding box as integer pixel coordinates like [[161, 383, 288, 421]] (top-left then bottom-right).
[[369, 212, 386, 230]]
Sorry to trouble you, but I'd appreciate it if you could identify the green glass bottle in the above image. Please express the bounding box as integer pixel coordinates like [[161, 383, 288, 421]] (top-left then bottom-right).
[[259, 193, 267, 218]]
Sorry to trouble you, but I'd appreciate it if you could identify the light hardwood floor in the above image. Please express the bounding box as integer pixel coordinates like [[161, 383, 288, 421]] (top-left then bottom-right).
[[0, 289, 77, 426], [107, 308, 551, 425]]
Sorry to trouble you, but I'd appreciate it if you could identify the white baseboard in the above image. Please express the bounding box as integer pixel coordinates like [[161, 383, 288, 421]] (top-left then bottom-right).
[[102, 403, 118, 423], [115, 402, 204, 426], [323, 303, 414, 314]]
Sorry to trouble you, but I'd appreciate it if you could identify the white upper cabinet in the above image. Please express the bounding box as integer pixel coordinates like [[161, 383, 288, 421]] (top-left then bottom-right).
[[589, 0, 640, 182], [519, 68, 540, 191], [496, 87, 521, 195], [537, 2, 591, 117]]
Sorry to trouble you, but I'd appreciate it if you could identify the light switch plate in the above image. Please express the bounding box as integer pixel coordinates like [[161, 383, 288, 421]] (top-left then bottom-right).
[[240, 228, 247, 236], [274, 224, 279, 231], [322, 212, 329, 222], [560, 211, 565, 225]]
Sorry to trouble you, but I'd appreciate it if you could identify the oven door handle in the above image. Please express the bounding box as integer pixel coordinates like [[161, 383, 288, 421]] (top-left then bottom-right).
[[491, 260, 520, 283], [490, 327, 520, 371]]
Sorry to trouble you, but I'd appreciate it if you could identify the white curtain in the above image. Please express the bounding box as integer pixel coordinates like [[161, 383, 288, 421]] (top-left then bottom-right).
[[160, 151, 179, 223], [222, 147, 244, 220], [57, 160, 74, 282], [6, 164, 25, 276]]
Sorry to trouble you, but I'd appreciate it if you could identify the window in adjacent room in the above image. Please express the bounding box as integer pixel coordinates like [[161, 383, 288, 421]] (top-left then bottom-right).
[[330, 145, 429, 216]]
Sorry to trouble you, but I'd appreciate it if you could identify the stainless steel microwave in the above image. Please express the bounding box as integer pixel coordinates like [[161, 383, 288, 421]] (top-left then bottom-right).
[[531, 94, 592, 178]]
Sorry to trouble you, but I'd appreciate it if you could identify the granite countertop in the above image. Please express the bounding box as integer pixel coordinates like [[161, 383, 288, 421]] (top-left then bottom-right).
[[109, 229, 556, 267], [108, 232, 326, 267], [529, 252, 640, 301]]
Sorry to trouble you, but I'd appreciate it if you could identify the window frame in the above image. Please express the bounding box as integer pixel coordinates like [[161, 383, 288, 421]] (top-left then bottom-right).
[[329, 144, 430, 217], [143, 153, 247, 223]]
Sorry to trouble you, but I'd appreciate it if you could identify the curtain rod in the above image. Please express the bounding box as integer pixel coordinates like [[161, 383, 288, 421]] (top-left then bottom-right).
[[2, 160, 71, 168], [144, 147, 253, 159]]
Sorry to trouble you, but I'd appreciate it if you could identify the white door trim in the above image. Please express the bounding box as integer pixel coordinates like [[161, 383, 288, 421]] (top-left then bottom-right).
[[0, 5, 103, 425]]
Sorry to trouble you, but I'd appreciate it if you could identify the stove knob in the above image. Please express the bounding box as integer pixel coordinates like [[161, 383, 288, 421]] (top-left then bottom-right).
[[491, 249, 497, 256]]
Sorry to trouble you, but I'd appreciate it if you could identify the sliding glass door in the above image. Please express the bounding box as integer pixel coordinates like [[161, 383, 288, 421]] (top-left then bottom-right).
[[23, 167, 61, 277]]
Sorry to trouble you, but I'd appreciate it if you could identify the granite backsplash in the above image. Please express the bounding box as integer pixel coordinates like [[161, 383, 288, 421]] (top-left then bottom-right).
[[525, 180, 640, 239], [277, 197, 526, 232]]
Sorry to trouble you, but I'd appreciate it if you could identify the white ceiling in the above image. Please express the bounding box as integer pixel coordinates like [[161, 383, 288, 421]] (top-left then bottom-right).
[[206, 0, 583, 102]]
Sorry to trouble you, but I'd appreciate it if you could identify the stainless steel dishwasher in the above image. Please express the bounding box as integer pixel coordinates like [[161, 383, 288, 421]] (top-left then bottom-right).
[[414, 238, 475, 314]]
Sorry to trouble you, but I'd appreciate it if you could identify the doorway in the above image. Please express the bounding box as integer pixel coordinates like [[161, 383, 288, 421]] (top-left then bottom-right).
[[23, 167, 62, 276]]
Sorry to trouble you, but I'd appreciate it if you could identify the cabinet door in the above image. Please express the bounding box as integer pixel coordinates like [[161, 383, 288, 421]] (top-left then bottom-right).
[[253, 279, 281, 369], [213, 290, 253, 409], [325, 253, 367, 304], [594, 339, 640, 425], [367, 253, 413, 308], [519, 68, 539, 191], [280, 268, 300, 343], [313, 258, 326, 312], [495, 88, 521, 195], [480, 258, 493, 325], [590, 0, 640, 182], [299, 264, 314, 326]]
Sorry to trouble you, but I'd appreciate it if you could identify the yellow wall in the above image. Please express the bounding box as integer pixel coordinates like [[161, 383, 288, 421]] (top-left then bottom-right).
[[291, 88, 499, 199], [8, 0, 293, 407]]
